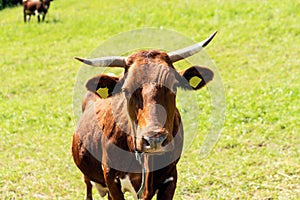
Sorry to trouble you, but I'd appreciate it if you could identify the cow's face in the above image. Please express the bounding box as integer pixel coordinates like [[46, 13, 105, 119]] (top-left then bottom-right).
[[84, 50, 214, 154], [122, 50, 178, 153], [42, 0, 52, 9]]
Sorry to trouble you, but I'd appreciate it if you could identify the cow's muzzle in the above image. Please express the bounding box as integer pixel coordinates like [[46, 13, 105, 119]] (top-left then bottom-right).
[[137, 131, 174, 153]]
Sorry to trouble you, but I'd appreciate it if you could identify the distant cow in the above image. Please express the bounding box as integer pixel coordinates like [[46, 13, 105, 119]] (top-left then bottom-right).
[[23, 0, 53, 23], [72, 32, 217, 200]]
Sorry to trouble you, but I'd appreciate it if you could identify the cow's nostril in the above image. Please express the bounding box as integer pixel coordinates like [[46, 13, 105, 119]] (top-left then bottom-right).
[[161, 137, 168, 147], [142, 138, 151, 147]]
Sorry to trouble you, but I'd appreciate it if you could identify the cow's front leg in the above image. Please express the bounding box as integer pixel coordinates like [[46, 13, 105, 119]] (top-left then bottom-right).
[[42, 14, 46, 21], [23, 10, 27, 23], [84, 176, 93, 200], [104, 168, 124, 200], [156, 168, 177, 200]]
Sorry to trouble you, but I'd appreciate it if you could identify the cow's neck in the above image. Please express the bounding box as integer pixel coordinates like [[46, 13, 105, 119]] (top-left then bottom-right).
[[112, 95, 130, 131], [111, 95, 137, 151]]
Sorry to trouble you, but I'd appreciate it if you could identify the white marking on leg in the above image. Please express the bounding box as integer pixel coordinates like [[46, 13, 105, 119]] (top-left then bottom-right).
[[163, 176, 174, 184], [91, 181, 108, 197], [119, 175, 138, 200]]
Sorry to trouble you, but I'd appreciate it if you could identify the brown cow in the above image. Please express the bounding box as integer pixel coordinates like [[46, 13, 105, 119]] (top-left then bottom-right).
[[72, 31, 217, 200], [23, 0, 53, 23]]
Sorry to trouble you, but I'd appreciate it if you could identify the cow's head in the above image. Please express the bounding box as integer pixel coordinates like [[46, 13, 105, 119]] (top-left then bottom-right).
[[42, 0, 52, 9], [76, 31, 216, 154]]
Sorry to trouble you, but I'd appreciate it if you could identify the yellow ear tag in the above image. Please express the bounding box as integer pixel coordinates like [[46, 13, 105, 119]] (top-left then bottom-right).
[[96, 87, 109, 98], [189, 76, 202, 88]]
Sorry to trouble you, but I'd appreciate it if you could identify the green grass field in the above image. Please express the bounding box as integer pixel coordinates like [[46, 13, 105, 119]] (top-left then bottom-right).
[[1, 0, 299, 199]]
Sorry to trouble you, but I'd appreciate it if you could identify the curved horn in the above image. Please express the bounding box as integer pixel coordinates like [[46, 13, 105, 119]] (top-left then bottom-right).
[[168, 31, 217, 63], [75, 56, 126, 68]]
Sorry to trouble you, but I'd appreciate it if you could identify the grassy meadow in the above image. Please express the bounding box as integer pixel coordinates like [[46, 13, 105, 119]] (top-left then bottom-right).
[[1, 0, 299, 199]]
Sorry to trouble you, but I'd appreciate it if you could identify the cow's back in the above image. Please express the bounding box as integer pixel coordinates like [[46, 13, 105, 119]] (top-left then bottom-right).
[[23, 0, 41, 12]]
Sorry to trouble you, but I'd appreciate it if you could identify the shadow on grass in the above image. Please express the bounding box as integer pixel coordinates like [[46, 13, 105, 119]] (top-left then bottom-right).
[[45, 17, 63, 24]]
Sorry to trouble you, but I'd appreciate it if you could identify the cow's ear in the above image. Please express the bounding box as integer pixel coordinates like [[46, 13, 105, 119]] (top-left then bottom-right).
[[179, 66, 214, 90], [85, 74, 119, 98]]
